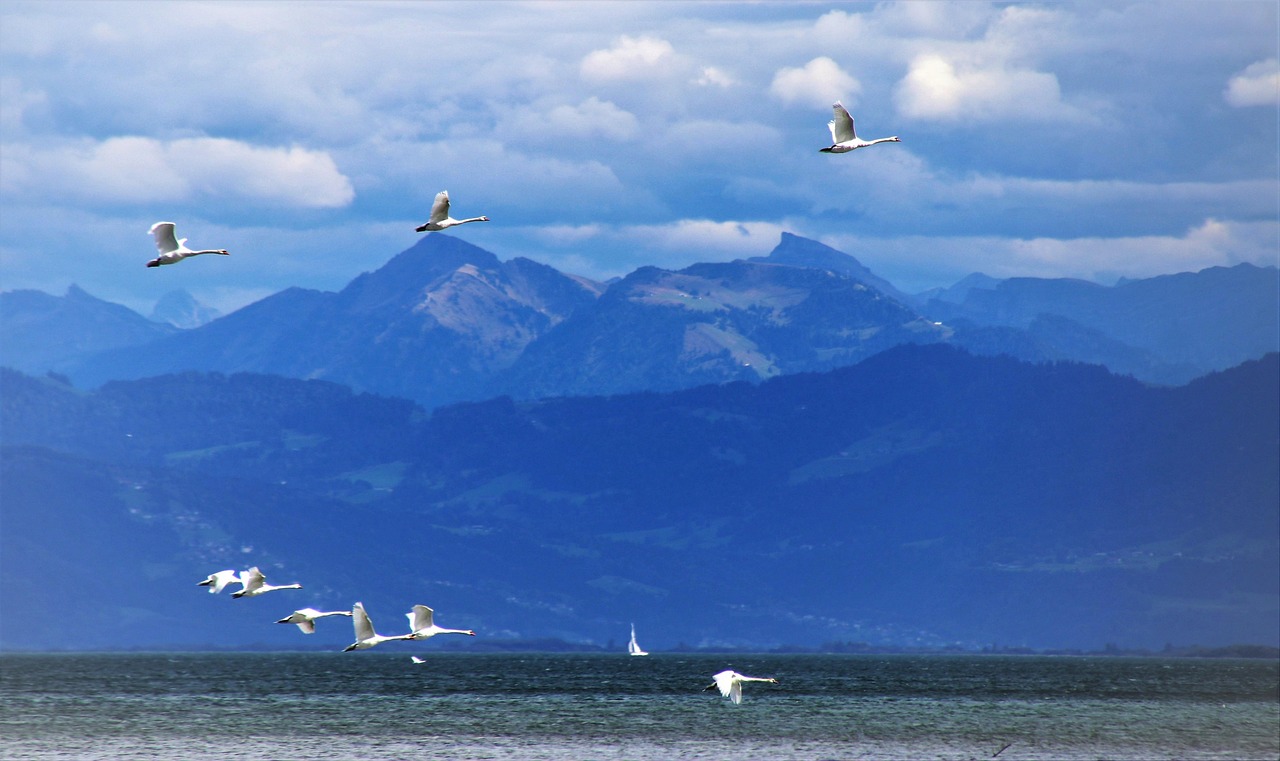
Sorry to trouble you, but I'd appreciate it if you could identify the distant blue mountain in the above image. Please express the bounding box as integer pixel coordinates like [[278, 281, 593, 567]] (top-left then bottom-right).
[[494, 257, 944, 398], [149, 290, 222, 328], [10, 234, 1278, 403], [3, 347, 1275, 652], [923, 264, 1279, 383], [0, 285, 176, 375], [69, 235, 603, 406]]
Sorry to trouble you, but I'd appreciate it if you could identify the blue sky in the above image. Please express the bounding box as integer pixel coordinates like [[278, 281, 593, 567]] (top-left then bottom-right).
[[2, 1, 1277, 314]]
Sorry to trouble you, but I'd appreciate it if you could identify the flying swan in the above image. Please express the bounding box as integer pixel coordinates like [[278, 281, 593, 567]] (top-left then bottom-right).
[[197, 570, 244, 595], [415, 190, 490, 232], [276, 607, 354, 634], [406, 604, 476, 640], [146, 222, 230, 267], [230, 567, 302, 599], [705, 670, 778, 704], [344, 602, 416, 651], [820, 102, 900, 153]]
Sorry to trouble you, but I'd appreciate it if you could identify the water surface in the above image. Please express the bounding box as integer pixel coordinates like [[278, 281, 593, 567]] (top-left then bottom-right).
[[2, 652, 1275, 760]]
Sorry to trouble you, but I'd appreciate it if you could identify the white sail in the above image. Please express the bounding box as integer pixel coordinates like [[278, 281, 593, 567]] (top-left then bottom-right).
[[628, 623, 648, 656]]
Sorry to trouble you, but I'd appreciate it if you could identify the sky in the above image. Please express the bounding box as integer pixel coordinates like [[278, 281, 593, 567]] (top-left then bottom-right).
[[1, 1, 1277, 315]]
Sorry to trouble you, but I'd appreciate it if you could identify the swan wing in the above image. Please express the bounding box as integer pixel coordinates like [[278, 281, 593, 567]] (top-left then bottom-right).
[[239, 567, 265, 593], [352, 602, 375, 641], [428, 191, 451, 225], [712, 670, 736, 698], [149, 222, 180, 255], [408, 604, 435, 633], [830, 102, 856, 143]]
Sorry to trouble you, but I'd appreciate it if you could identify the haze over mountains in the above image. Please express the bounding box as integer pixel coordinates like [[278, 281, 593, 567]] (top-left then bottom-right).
[[1, 234, 1276, 652], [3, 233, 1276, 406]]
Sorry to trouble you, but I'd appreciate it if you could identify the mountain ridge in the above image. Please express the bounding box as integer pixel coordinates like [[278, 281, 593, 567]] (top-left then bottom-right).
[[3, 347, 1275, 651], [4, 234, 1276, 404]]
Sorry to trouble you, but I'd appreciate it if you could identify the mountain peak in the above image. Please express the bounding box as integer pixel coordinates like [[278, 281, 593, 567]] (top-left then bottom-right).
[[338, 233, 503, 313], [150, 290, 222, 329], [750, 233, 910, 304]]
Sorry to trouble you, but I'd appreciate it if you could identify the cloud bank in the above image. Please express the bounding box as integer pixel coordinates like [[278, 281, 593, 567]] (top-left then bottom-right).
[[2, 137, 354, 208]]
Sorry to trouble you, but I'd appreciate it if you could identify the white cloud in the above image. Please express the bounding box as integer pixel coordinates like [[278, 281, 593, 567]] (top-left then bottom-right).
[[770, 57, 860, 106], [580, 36, 676, 82], [0, 76, 48, 133], [894, 53, 1070, 122], [0, 136, 354, 208], [620, 219, 786, 257], [694, 66, 736, 88], [503, 97, 639, 142], [1225, 59, 1280, 107]]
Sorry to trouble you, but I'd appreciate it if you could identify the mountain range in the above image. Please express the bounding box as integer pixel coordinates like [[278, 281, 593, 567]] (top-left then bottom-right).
[[2, 346, 1276, 651], [3, 233, 1275, 406], [2, 233, 1276, 652]]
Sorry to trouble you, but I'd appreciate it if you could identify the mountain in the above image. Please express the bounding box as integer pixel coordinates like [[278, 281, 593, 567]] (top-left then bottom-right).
[[747, 231, 913, 304], [922, 263, 1279, 384], [70, 235, 604, 407], [495, 258, 946, 398], [4, 347, 1276, 651], [0, 285, 177, 375], [27, 235, 1280, 404], [150, 290, 222, 328]]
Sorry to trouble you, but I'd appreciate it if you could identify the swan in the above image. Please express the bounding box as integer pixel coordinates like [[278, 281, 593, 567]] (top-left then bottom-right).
[[820, 102, 900, 153], [275, 607, 354, 634], [230, 566, 302, 598], [344, 602, 416, 651], [406, 604, 476, 640], [197, 569, 244, 594], [414, 190, 489, 232], [146, 222, 230, 267], [704, 670, 778, 704]]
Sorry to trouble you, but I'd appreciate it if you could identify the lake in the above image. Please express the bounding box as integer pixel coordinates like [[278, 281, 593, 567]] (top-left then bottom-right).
[[1, 652, 1276, 759]]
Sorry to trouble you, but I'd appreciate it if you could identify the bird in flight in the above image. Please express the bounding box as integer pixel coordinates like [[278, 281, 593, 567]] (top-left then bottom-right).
[[820, 101, 900, 153], [146, 222, 229, 267]]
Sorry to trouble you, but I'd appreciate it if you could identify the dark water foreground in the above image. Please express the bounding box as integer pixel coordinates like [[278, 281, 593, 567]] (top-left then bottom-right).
[[1, 652, 1276, 760]]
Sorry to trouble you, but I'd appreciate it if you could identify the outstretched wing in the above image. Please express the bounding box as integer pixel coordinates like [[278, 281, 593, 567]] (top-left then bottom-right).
[[428, 191, 451, 225], [149, 222, 180, 255], [239, 567, 265, 593], [408, 604, 435, 633], [352, 602, 375, 641], [829, 102, 856, 143]]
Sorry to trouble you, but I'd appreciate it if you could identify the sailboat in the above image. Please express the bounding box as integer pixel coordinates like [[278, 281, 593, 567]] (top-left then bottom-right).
[[628, 623, 648, 656]]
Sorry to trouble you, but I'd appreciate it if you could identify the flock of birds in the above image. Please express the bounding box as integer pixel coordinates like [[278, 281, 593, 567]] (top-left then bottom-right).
[[198, 566, 777, 703], [172, 100, 898, 703], [144, 102, 896, 266], [197, 567, 476, 653]]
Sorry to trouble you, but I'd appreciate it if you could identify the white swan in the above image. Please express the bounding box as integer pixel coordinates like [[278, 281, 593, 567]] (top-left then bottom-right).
[[820, 102, 900, 153], [705, 670, 778, 704], [146, 222, 230, 267], [406, 604, 476, 640], [230, 566, 302, 598], [197, 569, 244, 595], [275, 607, 354, 634], [344, 602, 416, 651], [415, 191, 489, 232]]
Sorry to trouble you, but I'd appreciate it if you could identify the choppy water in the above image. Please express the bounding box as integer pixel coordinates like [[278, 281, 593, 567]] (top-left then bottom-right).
[[1, 652, 1276, 760]]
